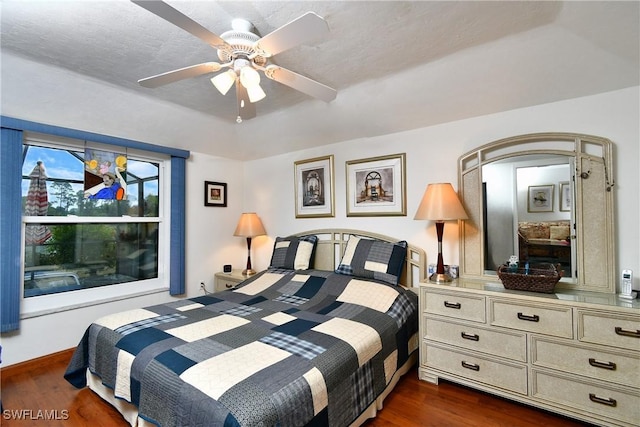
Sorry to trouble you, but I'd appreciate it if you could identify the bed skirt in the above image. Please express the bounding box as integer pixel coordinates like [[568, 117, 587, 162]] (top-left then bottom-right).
[[87, 351, 417, 427]]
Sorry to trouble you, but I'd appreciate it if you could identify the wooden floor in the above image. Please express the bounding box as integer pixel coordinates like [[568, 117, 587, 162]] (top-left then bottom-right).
[[1, 349, 590, 427]]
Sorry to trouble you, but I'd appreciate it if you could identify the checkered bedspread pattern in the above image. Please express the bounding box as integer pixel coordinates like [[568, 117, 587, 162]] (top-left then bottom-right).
[[64, 269, 418, 426]]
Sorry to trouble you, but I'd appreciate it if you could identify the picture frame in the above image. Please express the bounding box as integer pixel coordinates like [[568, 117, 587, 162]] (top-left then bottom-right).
[[346, 153, 406, 217], [294, 155, 335, 218], [527, 184, 554, 212], [204, 181, 227, 207], [560, 181, 571, 212]]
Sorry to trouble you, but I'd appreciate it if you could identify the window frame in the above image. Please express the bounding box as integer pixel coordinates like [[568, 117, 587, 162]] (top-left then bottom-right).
[[21, 133, 171, 316], [2, 116, 189, 332]]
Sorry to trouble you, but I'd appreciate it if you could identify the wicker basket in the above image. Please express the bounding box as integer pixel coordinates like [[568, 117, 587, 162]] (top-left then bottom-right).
[[497, 263, 562, 293]]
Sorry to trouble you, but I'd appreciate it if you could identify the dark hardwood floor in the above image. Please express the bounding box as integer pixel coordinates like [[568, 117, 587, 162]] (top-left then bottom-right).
[[1, 349, 589, 426]]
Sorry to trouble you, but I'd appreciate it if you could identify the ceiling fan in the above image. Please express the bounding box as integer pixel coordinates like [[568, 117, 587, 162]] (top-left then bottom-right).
[[131, 1, 337, 122]]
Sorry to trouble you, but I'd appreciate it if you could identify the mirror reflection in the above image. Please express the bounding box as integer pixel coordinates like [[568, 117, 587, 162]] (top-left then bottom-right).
[[483, 155, 575, 280], [459, 132, 615, 293]]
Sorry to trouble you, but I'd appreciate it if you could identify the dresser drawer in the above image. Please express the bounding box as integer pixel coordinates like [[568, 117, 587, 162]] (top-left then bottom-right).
[[425, 317, 527, 362], [531, 336, 640, 389], [531, 369, 640, 426], [577, 310, 640, 351], [489, 298, 573, 338], [423, 289, 485, 323], [425, 343, 527, 395]]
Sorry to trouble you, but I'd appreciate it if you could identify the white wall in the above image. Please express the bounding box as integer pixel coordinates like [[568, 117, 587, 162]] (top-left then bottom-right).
[[483, 161, 517, 270], [517, 164, 571, 222], [183, 152, 246, 296], [2, 87, 638, 367], [243, 87, 640, 293]]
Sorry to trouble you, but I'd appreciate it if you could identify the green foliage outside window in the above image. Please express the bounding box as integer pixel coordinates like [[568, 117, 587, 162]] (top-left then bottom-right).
[[22, 143, 161, 297]]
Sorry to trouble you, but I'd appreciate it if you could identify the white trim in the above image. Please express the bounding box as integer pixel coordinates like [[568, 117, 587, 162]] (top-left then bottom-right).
[[23, 216, 162, 224], [21, 277, 168, 316], [24, 132, 172, 162], [21, 286, 169, 319]]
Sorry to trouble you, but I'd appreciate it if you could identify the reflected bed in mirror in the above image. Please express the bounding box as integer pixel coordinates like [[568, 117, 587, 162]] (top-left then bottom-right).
[[458, 133, 615, 293]]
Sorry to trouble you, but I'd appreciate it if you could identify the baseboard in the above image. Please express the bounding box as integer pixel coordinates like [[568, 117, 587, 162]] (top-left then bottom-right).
[[1, 348, 75, 378]]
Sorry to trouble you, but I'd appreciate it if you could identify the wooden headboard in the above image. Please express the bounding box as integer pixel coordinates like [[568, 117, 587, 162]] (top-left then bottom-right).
[[292, 229, 426, 287]]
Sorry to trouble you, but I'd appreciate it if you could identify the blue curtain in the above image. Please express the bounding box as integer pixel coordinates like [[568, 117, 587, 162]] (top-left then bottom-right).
[[170, 157, 186, 295], [0, 117, 190, 332], [1, 128, 24, 332]]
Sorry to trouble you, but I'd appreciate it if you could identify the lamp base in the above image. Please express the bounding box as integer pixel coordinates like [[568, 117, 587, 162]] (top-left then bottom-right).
[[429, 272, 454, 283], [242, 268, 257, 276]]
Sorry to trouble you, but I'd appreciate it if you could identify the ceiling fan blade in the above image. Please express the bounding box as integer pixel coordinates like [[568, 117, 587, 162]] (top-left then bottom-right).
[[131, 0, 230, 50], [255, 12, 329, 57], [265, 65, 336, 102], [236, 82, 256, 121], [138, 62, 223, 88]]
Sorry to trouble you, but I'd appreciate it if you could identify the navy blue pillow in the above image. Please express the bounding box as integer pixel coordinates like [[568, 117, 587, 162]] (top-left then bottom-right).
[[335, 235, 407, 285], [269, 235, 318, 270]]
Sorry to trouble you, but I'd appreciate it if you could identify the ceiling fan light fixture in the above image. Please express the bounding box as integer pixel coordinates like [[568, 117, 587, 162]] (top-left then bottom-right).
[[132, 3, 336, 120], [211, 69, 236, 95], [239, 66, 261, 88], [246, 83, 266, 103]]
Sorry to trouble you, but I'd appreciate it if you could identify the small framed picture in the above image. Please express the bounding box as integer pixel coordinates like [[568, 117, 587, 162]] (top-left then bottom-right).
[[294, 155, 335, 218], [559, 181, 571, 212], [528, 184, 554, 212], [204, 181, 227, 207], [346, 153, 406, 217]]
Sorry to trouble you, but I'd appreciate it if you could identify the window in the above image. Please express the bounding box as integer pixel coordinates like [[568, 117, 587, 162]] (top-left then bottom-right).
[[2, 118, 187, 332], [22, 134, 168, 303]]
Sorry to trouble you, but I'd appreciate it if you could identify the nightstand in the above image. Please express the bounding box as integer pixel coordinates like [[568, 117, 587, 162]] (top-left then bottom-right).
[[214, 269, 247, 292]]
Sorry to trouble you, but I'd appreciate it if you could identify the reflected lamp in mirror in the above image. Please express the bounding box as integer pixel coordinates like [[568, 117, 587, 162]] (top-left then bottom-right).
[[415, 183, 468, 283], [233, 212, 267, 276]]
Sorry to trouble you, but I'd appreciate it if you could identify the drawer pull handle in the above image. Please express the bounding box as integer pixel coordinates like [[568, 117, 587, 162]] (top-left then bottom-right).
[[444, 301, 461, 309], [517, 312, 540, 322], [588, 393, 617, 407], [614, 327, 640, 338], [461, 361, 480, 371], [225, 283, 234, 289], [588, 358, 616, 370], [461, 332, 480, 341]]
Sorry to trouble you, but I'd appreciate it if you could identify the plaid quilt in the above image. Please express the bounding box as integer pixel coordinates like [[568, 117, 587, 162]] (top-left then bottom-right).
[[64, 269, 419, 426]]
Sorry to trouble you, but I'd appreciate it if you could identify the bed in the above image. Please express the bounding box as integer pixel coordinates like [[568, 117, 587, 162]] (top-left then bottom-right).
[[64, 229, 426, 426]]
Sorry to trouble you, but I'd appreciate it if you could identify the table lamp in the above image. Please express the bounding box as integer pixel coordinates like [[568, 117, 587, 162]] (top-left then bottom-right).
[[415, 183, 468, 283], [233, 212, 267, 276]]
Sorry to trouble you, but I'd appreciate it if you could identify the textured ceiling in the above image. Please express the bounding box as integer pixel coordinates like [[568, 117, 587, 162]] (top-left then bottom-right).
[[1, 1, 638, 160]]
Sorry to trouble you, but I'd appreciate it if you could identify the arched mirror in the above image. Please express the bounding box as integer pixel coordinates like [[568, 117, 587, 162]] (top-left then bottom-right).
[[458, 133, 615, 293]]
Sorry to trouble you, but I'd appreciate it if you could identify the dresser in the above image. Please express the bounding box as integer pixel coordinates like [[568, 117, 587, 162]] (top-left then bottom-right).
[[419, 280, 640, 427]]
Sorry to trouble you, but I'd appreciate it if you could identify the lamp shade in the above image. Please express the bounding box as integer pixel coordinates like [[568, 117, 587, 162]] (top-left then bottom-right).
[[233, 212, 267, 237], [246, 83, 266, 103], [239, 66, 261, 88], [211, 70, 236, 95], [414, 183, 468, 221]]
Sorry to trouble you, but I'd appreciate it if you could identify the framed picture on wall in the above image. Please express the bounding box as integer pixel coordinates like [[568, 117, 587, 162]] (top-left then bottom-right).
[[559, 181, 571, 212], [204, 181, 227, 207], [528, 184, 554, 212], [345, 153, 406, 217], [294, 155, 335, 218]]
